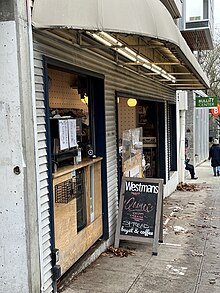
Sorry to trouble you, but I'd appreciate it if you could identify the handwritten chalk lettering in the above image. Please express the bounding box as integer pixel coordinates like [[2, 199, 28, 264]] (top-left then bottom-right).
[[140, 229, 153, 237], [121, 226, 134, 235], [124, 197, 154, 213], [114, 177, 163, 250], [125, 181, 159, 194], [121, 226, 153, 237], [130, 212, 143, 221], [122, 220, 150, 229], [134, 228, 139, 234]]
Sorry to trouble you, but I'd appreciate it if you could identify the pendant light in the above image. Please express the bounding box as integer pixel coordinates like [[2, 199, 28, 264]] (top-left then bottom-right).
[[81, 93, 88, 105], [127, 98, 137, 107]]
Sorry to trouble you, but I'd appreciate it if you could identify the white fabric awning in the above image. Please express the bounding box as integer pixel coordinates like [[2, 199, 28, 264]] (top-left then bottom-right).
[[32, 0, 209, 89]]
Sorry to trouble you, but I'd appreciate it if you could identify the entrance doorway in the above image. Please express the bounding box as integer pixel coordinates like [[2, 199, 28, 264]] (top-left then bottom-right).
[[43, 58, 108, 277], [117, 96, 164, 181]]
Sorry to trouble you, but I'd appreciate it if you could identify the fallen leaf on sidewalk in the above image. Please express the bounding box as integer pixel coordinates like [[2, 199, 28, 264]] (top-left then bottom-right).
[[197, 224, 210, 228], [185, 230, 194, 235], [189, 223, 196, 227], [102, 246, 136, 257], [210, 271, 220, 276], [177, 182, 200, 192]]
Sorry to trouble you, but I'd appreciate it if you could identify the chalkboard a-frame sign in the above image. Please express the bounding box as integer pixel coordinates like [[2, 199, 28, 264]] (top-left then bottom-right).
[[114, 177, 163, 255]]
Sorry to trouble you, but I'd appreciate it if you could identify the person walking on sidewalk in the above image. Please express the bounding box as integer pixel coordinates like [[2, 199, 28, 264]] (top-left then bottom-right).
[[208, 138, 220, 176]]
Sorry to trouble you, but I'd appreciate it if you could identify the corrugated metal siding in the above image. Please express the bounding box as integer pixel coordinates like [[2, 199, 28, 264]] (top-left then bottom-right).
[[164, 101, 169, 183], [105, 96, 118, 238], [167, 103, 171, 179], [33, 30, 175, 245], [34, 49, 53, 293]]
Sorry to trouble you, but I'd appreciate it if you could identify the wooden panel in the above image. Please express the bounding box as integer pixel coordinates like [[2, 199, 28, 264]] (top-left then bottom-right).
[[59, 216, 103, 274], [84, 166, 91, 226], [53, 159, 103, 275], [122, 153, 142, 177], [94, 161, 102, 219], [53, 172, 72, 186], [52, 157, 103, 178], [54, 199, 77, 273]]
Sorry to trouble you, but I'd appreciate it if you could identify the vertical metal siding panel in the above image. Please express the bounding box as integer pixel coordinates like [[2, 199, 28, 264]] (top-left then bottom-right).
[[195, 107, 209, 164], [164, 102, 169, 183], [34, 49, 53, 293], [105, 87, 118, 238], [33, 31, 176, 244], [167, 104, 171, 179]]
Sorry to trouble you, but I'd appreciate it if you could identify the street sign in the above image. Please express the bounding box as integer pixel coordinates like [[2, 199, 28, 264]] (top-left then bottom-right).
[[211, 105, 220, 116], [195, 96, 217, 108]]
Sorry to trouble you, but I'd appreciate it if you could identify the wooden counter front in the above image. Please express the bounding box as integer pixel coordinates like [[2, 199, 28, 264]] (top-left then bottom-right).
[[53, 157, 103, 179], [53, 157, 103, 275]]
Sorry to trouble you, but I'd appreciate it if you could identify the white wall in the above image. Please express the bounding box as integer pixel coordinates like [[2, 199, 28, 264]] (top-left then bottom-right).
[[0, 1, 41, 290], [186, 0, 204, 21], [0, 21, 29, 292]]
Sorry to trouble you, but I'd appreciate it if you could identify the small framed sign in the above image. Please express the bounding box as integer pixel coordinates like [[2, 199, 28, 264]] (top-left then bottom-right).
[[195, 96, 217, 108], [114, 177, 163, 255]]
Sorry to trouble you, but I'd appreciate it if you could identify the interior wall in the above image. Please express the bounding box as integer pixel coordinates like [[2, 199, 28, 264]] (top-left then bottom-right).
[[48, 68, 88, 111], [118, 97, 137, 140]]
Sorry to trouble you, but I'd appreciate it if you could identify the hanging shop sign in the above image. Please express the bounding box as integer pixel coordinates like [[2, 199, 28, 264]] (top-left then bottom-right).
[[114, 177, 163, 255], [211, 104, 220, 117], [195, 96, 217, 108]]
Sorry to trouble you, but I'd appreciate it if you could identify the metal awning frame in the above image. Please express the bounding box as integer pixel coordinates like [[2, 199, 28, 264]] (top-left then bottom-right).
[[79, 31, 206, 89], [32, 0, 210, 90]]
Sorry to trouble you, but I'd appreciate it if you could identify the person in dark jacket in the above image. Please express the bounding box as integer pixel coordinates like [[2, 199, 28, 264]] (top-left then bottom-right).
[[185, 158, 198, 179], [208, 138, 220, 176]]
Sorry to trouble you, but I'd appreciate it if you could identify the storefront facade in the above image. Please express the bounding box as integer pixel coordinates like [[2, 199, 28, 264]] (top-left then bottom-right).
[[0, 1, 210, 292], [32, 21, 208, 289], [33, 29, 177, 285]]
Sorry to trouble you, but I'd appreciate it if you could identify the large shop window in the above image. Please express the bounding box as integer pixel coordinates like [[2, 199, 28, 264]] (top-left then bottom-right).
[[47, 65, 103, 275], [117, 97, 159, 179]]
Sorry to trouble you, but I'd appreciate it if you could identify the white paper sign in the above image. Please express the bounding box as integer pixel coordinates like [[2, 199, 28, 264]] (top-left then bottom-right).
[[129, 165, 140, 177], [68, 119, 77, 148], [58, 120, 69, 150]]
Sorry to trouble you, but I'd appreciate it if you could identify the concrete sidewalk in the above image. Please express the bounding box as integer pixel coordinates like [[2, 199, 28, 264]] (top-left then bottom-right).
[[60, 161, 220, 293]]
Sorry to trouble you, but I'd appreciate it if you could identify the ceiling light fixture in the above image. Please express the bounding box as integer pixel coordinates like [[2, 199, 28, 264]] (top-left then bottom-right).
[[81, 93, 88, 105], [87, 31, 176, 83], [127, 98, 137, 107]]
